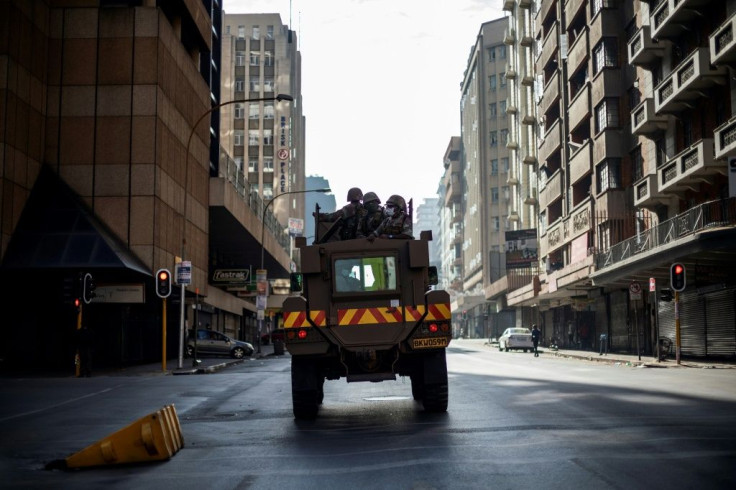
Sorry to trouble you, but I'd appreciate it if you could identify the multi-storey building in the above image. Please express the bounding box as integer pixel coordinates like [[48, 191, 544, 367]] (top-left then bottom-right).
[[441, 136, 464, 295], [221, 13, 305, 226], [305, 175, 336, 242], [415, 197, 441, 273]]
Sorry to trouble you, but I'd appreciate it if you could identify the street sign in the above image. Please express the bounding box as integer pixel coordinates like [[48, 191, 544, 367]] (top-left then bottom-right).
[[629, 281, 642, 301], [176, 261, 192, 286]]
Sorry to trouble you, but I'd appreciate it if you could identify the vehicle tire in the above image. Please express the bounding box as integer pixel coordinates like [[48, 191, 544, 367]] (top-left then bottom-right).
[[291, 358, 320, 420], [523, 349, 528, 353], [410, 373, 424, 400], [422, 383, 448, 413], [231, 347, 245, 359], [421, 352, 448, 413]]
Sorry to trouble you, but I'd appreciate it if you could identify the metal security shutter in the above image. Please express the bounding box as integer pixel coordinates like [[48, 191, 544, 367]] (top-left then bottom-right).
[[680, 291, 706, 357], [704, 289, 736, 357], [658, 297, 675, 342]]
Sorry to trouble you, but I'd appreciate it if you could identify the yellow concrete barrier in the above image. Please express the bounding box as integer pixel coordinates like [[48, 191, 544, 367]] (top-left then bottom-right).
[[51, 404, 184, 469]]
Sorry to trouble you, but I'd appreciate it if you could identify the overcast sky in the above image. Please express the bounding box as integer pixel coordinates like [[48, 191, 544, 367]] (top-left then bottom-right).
[[225, 0, 504, 209]]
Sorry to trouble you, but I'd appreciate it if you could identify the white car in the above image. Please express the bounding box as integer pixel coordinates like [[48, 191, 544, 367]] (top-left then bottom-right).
[[498, 328, 534, 352]]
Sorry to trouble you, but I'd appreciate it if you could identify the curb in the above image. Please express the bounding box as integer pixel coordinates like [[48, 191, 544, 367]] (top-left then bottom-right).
[[172, 359, 244, 375]]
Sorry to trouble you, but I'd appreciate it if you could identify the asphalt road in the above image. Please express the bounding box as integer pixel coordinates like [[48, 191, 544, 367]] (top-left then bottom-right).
[[1, 340, 735, 489]]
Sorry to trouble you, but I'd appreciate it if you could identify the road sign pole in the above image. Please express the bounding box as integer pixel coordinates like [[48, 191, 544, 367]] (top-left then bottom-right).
[[178, 284, 185, 369]]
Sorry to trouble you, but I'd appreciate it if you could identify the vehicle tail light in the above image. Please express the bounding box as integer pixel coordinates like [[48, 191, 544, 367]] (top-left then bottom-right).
[[298, 329, 308, 340], [429, 323, 439, 333], [440, 323, 449, 332], [287, 330, 296, 340]]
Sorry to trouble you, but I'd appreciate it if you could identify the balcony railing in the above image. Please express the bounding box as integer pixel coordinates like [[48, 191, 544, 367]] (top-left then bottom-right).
[[538, 119, 562, 163], [631, 97, 667, 136], [654, 47, 727, 114], [540, 71, 560, 116], [658, 139, 720, 193], [714, 115, 736, 159], [628, 25, 665, 66], [595, 197, 736, 270], [651, 0, 713, 40], [710, 12, 736, 65]]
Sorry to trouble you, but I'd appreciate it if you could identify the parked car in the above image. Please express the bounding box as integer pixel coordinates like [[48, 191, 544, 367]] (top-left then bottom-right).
[[186, 329, 254, 359], [260, 328, 285, 345], [498, 328, 534, 352]]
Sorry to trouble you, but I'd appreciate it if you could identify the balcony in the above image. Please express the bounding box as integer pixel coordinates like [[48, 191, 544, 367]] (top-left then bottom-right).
[[631, 97, 668, 136], [714, 115, 736, 160], [566, 27, 589, 77], [633, 174, 671, 209], [654, 48, 727, 115], [506, 131, 519, 150], [537, 0, 556, 23], [628, 25, 665, 66], [568, 82, 590, 132], [536, 22, 559, 71], [539, 119, 562, 164], [570, 199, 593, 241], [658, 139, 721, 194], [710, 12, 736, 66], [506, 97, 518, 114], [591, 68, 622, 106], [545, 219, 565, 254], [504, 26, 515, 45], [569, 139, 593, 185], [540, 71, 560, 116], [539, 169, 563, 210], [565, 0, 586, 24], [593, 129, 624, 163], [505, 61, 517, 79], [503, 0, 514, 12], [651, 0, 713, 40], [519, 0, 531, 8]]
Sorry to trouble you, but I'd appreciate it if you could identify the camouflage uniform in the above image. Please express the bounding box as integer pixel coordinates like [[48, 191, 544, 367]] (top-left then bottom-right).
[[357, 192, 384, 238], [369, 194, 413, 240], [316, 187, 367, 240]]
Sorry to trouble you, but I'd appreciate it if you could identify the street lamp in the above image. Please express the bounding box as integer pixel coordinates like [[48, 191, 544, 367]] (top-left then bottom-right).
[[177, 93, 295, 368], [256, 187, 331, 353]]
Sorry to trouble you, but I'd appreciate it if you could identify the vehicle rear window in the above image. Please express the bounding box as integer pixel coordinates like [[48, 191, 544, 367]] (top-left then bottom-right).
[[334, 256, 397, 293]]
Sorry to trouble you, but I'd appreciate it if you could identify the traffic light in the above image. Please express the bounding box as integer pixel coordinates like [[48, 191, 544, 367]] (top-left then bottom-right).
[[156, 269, 172, 298], [62, 276, 76, 303], [83, 273, 96, 304], [74, 297, 81, 312], [660, 289, 673, 302], [289, 272, 303, 292], [670, 263, 686, 292]]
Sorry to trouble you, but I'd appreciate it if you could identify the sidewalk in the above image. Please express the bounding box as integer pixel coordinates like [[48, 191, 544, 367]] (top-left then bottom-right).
[[456, 338, 736, 369]]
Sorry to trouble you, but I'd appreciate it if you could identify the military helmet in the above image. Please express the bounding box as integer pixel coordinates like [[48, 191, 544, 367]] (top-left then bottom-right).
[[346, 187, 363, 202], [363, 192, 380, 204], [386, 194, 406, 212]]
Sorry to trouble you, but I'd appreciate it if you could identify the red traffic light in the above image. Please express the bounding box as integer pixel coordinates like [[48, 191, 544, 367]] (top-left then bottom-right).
[[674, 264, 683, 275], [670, 262, 686, 292], [155, 268, 172, 298], [74, 298, 80, 307], [158, 271, 168, 281]]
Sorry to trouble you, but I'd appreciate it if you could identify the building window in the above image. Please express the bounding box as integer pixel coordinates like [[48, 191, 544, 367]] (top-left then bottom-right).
[[490, 103, 497, 117], [682, 118, 693, 147], [263, 77, 275, 92], [249, 76, 260, 91], [248, 130, 259, 146], [490, 75, 497, 91], [631, 146, 643, 182], [501, 157, 509, 174], [500, 73, 506, 87], [263, 129, 273, 145], [655, 137, 667, 168], [249, 52, 260, 65], [264, 102, 275, 119], [490, 131, 498, 147], [593, 38, 618, 74], [252, 26, 260, 40], [226, 25, 231, 35], [500, 129, 509, 145], [237, 25, 245, 39], [266, 25, 274, 40], [234, 103, 245, 119], [595, 98, 619, 133], [263, 157, 274, 173], [491, 159, 498, 176], [248, 104, 259, 119], [234, 130, 244, 146], [498, 45, 506, 59], [248, 159, 258, 172], [500, 100, 507, 114], [492, 217, 500, 231], [591, 0, 615, 16], [263, 183, 273, 199], [235, 51, 245, 66], [503, 185, 510, 201], [234, 156, 243, 170], [235, 77, 244, 92], [491, 188, 499, 203], [264, 51, 274, 66], [597, 158, 622, 192], [488, 47, 496, 62]]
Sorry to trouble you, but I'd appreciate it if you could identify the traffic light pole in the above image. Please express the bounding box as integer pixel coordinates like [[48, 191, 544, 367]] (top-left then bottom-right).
[[75, 303, 82, 377], [675, 290, 681, 365], [162, 298, 167, 372], [178, 283, 185, 369]]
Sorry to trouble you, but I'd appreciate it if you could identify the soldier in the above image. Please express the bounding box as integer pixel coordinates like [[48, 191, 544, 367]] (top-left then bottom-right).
[[367, 194, 413, 240], [315, 187, 367, 240], [357, 191, 384, 238]]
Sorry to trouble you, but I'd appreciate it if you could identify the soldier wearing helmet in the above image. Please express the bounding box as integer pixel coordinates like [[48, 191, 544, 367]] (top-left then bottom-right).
[[357, 192, 384, 238], [315, 187, 367, 240], [367, 194, 413, 241]]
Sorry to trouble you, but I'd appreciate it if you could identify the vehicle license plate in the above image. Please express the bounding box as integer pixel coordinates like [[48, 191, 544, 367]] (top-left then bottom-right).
[[412, 337, 449, 349]]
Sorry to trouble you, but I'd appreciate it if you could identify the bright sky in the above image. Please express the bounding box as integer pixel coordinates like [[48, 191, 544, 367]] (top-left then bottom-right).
[[225, 0, 504, 208]]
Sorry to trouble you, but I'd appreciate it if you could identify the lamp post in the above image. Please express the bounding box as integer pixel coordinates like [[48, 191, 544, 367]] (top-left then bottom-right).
[[178, 93, 294, 368], [256, 187, 331, 353]]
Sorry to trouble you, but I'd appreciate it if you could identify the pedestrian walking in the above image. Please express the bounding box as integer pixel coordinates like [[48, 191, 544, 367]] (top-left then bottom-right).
[[531, 324, 541, 357]]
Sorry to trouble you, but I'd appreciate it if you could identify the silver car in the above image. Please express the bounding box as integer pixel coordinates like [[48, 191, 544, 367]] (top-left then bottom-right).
[[187, 329, 254, 359], [498, 327, 534, 352]]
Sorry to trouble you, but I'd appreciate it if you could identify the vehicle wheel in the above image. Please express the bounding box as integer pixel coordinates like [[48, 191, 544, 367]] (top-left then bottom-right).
[[231, 347, 245, 359], [421, 351, 448, 413], [291, 358, 320, 420], [410, 373, 424, 400], [504, 345, 509, 352], [423, 383, 448, 413]]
